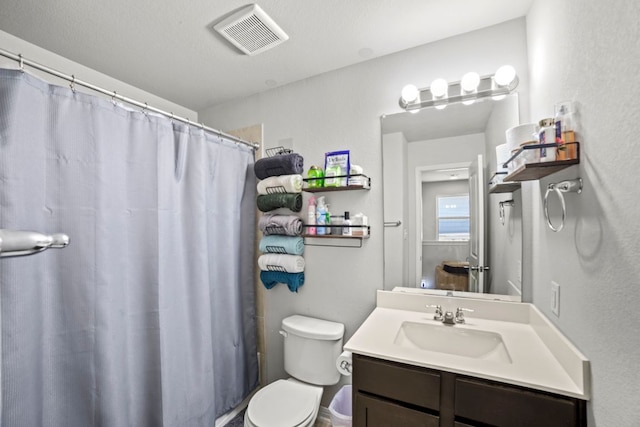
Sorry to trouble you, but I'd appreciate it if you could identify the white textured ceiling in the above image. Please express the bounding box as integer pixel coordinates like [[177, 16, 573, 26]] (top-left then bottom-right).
[[0, 0, 532, 111]]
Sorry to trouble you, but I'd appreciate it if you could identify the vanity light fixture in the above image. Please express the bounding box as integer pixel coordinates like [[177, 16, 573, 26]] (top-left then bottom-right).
[[399, 65, 519, 112]]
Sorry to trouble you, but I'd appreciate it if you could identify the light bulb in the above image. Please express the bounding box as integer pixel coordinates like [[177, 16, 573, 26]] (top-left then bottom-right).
[[401, 84, 419, 103], [494, 65, 516, 86], [461, 72, 480, 92], [430, 78, 448, 98]]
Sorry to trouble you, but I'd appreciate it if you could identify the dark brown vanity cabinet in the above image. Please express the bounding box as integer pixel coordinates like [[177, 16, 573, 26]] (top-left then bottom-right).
[[353, 354, 587, 427]]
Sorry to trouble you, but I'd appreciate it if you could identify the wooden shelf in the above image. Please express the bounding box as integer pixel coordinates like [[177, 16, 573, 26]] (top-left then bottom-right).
[[304, 184, 369, 192], [489, 182, 521, 193], [504, 158, 579, 182], [303, 174, 370, 192], [502, 141, 580, 182], [303, 234, 369, 239]]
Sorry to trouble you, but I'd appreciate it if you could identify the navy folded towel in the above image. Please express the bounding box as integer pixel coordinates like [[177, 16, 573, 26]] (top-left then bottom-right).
[[254, 153, 304, 180], [260, 271, 305, 292]]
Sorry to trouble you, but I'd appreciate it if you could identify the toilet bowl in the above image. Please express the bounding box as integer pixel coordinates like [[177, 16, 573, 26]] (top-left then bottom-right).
[[244, 379, 322, 427], [244, 315, 345, 427]]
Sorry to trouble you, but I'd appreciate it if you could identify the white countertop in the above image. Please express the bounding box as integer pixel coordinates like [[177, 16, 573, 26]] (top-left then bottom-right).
[[344, 290, 590, 400]]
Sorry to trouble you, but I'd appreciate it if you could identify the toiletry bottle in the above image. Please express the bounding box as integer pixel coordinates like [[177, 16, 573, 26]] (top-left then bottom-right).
[[342, 211, 352, 236], [307, 166, 324, 189], [307, 196, 317, 235], [324, 205, 332, 235], [316, 196, 326, 235], [554, 101, 577, 160], [538, 118, 556, 162]]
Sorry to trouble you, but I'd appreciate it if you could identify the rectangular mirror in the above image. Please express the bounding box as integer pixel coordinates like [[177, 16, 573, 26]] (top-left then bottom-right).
[[381, 94, 523, 301]]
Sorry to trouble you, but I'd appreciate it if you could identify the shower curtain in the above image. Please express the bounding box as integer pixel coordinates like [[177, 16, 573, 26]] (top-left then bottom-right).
[[0, 69, 258, 426]]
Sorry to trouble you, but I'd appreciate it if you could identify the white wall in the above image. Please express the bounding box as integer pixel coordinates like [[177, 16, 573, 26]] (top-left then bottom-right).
[[525, 0, 640, 425], [382, 131, 408, 287], [0, 30, 196, 119], [484, 95, 523, 296], [199, 18, 529, 406]]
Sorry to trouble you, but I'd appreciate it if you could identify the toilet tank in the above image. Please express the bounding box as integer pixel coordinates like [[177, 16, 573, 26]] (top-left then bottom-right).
[[281, 315, 345, 386]]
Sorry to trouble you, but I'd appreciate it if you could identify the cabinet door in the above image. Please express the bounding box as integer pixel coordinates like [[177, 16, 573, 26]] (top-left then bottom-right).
[[353, 354, 441, 411], [455, 377, 586, 427], [355, 393, 439, 427]]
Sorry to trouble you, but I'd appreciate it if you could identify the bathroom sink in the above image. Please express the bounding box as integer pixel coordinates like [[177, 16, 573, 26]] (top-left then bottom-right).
[[393, 321, 512, 363]]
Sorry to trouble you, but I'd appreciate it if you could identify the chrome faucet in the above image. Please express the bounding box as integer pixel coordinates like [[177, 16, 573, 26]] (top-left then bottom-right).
[[454, 307, 474, 324], [427, 305, 474, 325], [427, 304, 443, 321]]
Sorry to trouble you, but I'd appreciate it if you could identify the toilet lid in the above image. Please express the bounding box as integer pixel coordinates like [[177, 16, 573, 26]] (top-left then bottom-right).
[[247, 380, 317, 427]]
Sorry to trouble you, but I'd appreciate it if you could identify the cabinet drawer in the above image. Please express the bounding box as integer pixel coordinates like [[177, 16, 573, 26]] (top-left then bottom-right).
[[455, 377, 585, 427], [355, 392, 439, 427], [353, 354, 440, 411]]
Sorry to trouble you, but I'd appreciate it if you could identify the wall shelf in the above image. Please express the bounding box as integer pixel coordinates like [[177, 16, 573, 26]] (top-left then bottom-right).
[[303, 174, 371, 192], [303, 233, 369, 248], [488, 171, 521, 193], [489, 182, 522, 193], [502, 142, 580, 182]]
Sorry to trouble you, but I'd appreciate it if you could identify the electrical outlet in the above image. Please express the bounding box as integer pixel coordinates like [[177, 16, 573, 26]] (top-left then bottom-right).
[[551, 281, 560, 317]]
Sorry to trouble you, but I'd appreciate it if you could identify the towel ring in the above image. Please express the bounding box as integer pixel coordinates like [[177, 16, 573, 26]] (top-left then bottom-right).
[[543, 178, 582, 232], [499, 200, 515, 226]]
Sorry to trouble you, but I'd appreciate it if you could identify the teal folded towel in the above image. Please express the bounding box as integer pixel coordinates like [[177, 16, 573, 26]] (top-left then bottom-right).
[[259, 235, 304, 255], [260, 271, 305, 292]]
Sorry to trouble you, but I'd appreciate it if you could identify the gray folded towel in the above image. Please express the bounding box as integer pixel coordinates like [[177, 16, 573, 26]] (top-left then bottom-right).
[[256, 193, 303, 212], [258, 214, 303, 236], [254, 153, 304, 180]]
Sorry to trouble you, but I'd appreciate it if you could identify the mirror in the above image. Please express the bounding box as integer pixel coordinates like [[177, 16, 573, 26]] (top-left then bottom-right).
[[381, 94, 523, 300]]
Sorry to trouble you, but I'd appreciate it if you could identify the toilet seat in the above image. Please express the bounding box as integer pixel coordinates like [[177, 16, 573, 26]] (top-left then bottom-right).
[[246, 379, 321, 427]]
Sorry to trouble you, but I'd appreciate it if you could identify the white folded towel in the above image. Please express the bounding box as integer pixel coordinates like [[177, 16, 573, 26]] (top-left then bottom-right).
[[258, 254, 305, 273], [257, 174, 303, 195]]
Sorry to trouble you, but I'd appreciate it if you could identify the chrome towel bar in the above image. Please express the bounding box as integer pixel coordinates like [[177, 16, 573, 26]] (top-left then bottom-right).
[[0, 229, 70, 258]]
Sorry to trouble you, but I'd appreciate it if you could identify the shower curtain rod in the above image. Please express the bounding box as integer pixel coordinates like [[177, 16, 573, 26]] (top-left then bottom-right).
[[0, 47, 259, 150]]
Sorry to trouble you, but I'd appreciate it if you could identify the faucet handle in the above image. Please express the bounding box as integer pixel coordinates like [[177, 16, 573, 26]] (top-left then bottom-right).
[[455, 307, 474, 323], [427, 304, 443, 320]]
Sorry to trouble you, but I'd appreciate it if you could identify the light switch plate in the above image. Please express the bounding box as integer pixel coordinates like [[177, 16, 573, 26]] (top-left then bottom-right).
[[551, 281, 560, 317]]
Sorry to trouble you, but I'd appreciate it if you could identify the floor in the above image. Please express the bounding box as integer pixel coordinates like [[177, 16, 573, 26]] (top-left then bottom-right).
[[225, 409, 333, 427], [225, 409, 245, 427]]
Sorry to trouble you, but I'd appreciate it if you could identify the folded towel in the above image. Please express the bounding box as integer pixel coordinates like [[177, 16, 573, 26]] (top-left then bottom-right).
[[259, 235, 305, 255], [257, 174, 303, 195], [254, 153, 304, 180], [257, 193, 302, 212], [260, 271, 305, 292], [258, 214, 303, 236], [258, 254, 305, 273]]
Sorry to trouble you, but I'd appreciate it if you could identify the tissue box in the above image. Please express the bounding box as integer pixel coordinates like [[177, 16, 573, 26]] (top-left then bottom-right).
[[351, 213, 368, 236]]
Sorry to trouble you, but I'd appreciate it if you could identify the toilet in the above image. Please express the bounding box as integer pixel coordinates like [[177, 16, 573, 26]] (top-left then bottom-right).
[[244, 315, 345, 427]]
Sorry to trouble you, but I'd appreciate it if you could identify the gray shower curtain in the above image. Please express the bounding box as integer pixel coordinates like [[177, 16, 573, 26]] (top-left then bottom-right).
[[0, 69, 258, 426]]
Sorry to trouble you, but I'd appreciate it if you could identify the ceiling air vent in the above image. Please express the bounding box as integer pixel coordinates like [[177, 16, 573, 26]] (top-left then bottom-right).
[[214, 4, 289, 56]]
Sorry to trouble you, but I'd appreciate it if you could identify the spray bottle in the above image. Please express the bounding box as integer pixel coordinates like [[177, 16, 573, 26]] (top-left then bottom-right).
[[307, 196, 317, 235], [316, 196, 327, 235]]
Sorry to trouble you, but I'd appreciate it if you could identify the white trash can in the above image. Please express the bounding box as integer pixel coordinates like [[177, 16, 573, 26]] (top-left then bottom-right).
[[329, 385, 352, 427]]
